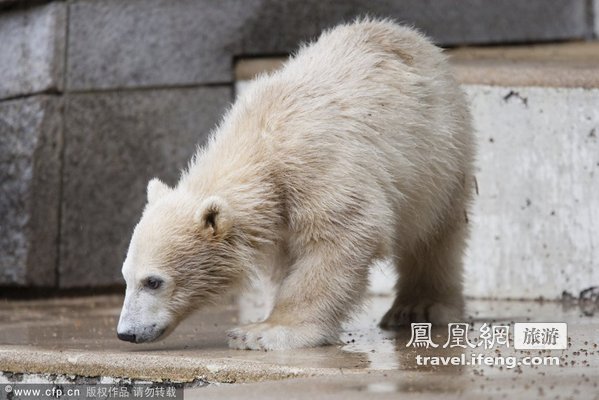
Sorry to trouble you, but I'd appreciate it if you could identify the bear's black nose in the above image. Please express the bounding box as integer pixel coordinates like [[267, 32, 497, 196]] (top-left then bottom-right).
[[117, 332, 136, 342]]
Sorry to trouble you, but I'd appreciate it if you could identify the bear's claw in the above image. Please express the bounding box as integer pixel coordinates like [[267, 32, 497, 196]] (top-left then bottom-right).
[[227, 322, 332, 350]]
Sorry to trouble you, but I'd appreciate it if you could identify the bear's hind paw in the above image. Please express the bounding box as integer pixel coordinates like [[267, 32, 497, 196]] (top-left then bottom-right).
[[379, 301, 463, 330]]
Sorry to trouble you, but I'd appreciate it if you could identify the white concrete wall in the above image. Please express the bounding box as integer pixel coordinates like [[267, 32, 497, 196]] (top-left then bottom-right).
[[464, 85, 598, 299], [235, 82, 599, 300]]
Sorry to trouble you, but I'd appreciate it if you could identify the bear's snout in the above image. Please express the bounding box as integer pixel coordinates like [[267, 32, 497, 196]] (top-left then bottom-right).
[[116, 323, 167, 343], [117, 332, 136, 343]]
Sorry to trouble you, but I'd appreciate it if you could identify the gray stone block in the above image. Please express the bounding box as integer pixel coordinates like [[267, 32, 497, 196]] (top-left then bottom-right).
[[235, 0, 589, 53], [0, 96, 62, 287], [66, 0, 588, 91], [0, 2, 66, 100], [67, 0, 242, 91], [59, 86, 231, 288]]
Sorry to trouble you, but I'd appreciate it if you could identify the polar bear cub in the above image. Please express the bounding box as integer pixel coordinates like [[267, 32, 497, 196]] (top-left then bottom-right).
[[117, 19, 475, 350]]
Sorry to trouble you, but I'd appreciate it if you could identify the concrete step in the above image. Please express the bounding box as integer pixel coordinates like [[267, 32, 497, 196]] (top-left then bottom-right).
[[0, 294, 597, 396], [236, 42, 599, 299], [450, 42, 599, 88], [456, 43, 599, 299], [236, 42, 599, 88]]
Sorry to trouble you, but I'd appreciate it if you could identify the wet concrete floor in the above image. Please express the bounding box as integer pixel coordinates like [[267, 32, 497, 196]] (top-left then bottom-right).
[[0, 294, 598, 399]]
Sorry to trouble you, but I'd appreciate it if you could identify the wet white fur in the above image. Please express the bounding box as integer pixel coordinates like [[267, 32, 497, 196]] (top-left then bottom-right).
[[118, 18, 475, 350]]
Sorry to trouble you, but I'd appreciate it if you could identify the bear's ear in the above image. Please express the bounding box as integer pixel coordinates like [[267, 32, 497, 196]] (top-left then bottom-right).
[[147, 178, 171, 204], [195, 196, 231, 237]]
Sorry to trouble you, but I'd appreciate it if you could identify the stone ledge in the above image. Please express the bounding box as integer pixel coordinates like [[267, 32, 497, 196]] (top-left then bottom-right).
[[451, 42, 599, 89], [235, 42, 599, 89], [0, 347, 324, 383]]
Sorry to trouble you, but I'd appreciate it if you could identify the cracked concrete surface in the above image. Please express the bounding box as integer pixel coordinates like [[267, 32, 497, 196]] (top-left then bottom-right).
[[0, 294, 598, 399]]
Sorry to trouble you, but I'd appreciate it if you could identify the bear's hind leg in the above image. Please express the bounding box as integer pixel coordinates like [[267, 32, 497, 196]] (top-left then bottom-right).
[[380, 219, 467, 329]]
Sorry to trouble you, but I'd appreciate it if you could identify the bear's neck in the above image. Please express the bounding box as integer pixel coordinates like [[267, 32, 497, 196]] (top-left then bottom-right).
[[179, 130, 286, 250]]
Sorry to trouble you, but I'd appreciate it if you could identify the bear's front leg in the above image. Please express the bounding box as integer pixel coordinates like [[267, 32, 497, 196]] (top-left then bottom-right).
[[227, 321, 332, 350], [227, 241, 371, 350]]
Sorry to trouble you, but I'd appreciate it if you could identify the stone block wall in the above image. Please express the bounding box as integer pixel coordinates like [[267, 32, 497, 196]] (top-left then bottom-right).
[[59, 88, 230, 288], [0, 0, 597, 289], [0, 2, 65, 100], [0, 97, 62, 286]]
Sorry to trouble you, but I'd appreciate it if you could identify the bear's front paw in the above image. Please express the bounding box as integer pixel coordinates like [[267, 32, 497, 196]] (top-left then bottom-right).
[[379, 301, 463, 330], [227, 322, 333, 350]]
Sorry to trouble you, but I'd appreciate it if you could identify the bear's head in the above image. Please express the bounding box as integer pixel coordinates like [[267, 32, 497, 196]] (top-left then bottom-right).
[[116, 178, 246, 343]]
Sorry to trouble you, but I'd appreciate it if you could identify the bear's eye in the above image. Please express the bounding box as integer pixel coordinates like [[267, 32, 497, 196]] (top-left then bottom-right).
[[144, 276, 163, 290]]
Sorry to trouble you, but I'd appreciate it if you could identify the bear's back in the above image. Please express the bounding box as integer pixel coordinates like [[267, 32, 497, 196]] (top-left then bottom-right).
[[190, 19, 474, 247]]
